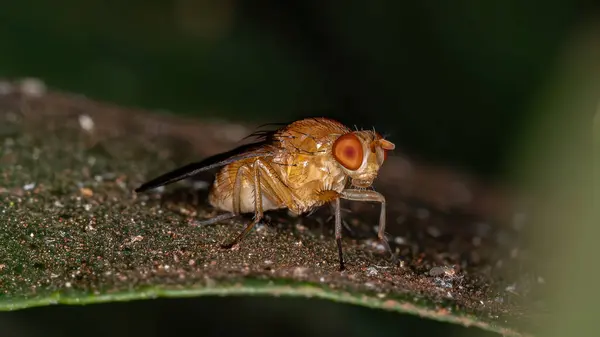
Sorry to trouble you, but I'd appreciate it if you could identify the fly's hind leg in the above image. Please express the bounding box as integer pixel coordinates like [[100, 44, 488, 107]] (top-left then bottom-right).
[[220, 163, 264, 249], [340, 189, 397, 265], [194, 212, 237, 226]]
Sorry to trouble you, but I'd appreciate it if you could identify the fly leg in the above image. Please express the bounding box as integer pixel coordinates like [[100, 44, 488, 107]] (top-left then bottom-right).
[[193, 212, 236, 226], [194, 165, 252, 228], [340, 189, 397, 265], [221, 162, 264, 249], [326, 203, 354, 236], [195, 165, 250, 227], [254, 159, 299, 211], [314, 190, 346, 271], [221, 159, 297, 249], [333, 197, 345, 271]]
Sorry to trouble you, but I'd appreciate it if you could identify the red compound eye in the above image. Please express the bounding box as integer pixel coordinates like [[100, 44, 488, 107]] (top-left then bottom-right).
[[332, 133, 364, 170]]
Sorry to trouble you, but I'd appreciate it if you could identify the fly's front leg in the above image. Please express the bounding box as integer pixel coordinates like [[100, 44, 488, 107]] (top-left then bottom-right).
[[221, 162, 264, 249], [340, 189, 397, 264]]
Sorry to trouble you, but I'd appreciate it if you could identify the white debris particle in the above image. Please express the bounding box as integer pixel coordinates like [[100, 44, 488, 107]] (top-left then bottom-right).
[[30, 233, 34, 238], [23, 183, 36, 191], [19, 78, 46, 97], [130, 235, 144, 243], [264, 260, 273, 265], [505, 283, 517, 292], [65, 282, 72, 288], [537, 276, 545, 284], [394, 236, 408, 245], [83, 204, 92, 211], [319, 277, 325, 282], [78, 114, 95, 132], [54, 201, 64, 207], [188, 259, 195, 266], [366, 267, 378, 276]]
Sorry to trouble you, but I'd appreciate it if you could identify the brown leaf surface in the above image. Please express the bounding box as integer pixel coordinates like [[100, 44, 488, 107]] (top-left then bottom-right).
[[0, 82, 544, 336]]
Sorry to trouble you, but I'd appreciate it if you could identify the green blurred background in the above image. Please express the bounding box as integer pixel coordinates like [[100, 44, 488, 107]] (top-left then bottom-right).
[[1, 0, 593, 177], [1, 0, 598, 336]]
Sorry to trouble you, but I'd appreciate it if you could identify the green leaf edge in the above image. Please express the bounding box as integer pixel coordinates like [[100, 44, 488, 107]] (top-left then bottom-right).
[[0, 277, 527, 337]]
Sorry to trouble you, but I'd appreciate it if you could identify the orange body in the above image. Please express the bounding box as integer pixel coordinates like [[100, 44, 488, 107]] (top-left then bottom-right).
[[210, 118, 394, 215], [135, 117, 396, 271]]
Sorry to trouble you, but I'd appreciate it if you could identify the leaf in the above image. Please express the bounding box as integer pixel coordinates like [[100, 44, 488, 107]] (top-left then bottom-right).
[[0, 85, 534, 337]]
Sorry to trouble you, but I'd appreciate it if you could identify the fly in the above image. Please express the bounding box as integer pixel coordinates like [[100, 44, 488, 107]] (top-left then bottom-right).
[[135, 117, 397, 271]]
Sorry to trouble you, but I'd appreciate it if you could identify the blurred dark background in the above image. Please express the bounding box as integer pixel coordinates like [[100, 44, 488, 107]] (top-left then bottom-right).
[[1, 0, 596, 178], [1, 0, 598, 336]]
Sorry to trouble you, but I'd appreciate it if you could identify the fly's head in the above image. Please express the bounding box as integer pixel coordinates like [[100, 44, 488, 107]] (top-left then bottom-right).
[[331, 130, 395, 188]]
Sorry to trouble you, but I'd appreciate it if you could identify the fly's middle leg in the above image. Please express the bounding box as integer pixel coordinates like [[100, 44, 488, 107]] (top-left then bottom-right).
[[333, 197, 345, 271], [221, 162, 264, 249]]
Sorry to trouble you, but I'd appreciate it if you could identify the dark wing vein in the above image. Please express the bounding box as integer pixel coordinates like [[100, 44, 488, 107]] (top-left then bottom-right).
[[135, 142, 274, 193], [240, 121, 293, 143]]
